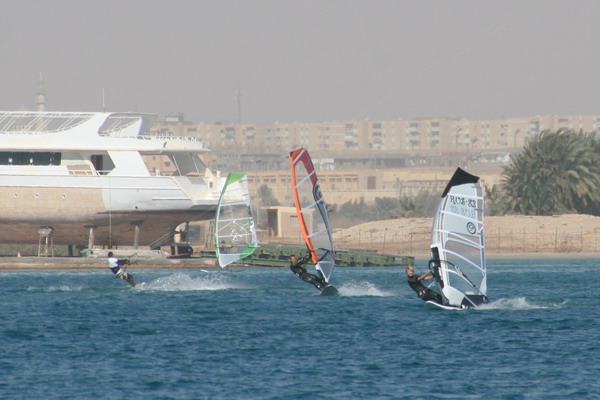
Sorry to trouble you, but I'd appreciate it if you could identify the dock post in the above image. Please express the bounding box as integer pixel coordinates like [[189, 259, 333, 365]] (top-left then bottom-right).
[[132, 221, 143, 249], [37, 226, 54, 257], [85, 225, 96, 250]]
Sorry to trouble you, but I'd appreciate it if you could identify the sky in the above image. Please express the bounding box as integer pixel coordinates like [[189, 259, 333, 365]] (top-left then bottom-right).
[[1, 0, 600, 124]]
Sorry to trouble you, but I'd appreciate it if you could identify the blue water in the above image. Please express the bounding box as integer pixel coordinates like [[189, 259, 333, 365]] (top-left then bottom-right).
[[1, 259, 599, 400]]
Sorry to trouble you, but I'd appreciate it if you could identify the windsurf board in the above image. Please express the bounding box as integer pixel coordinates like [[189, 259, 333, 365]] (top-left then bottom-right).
[[425, 300, 466, 311]]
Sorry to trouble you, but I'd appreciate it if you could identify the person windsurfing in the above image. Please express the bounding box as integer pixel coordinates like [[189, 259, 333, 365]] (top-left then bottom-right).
[[290, 252, 328, 291], [107, 251, 138, 287], [406, 266, 443, 304]]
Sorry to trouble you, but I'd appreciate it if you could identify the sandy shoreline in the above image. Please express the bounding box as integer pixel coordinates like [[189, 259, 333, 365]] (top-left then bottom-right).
[[0, 252, 597, 270], [333, 214, 600, 256], [2, 214, 600, 270], [1, 214, 598, 270]]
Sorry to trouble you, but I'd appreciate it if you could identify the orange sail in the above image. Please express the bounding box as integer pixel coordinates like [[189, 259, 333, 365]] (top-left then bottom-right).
[[289, 148, 335, 282]]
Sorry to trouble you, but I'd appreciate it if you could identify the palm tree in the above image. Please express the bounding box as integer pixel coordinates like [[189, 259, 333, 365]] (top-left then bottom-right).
[[484, 184, 510, 216], [255, 184, 279, 229], [372, 197, 403, 220], [257, 184, 279, 207], [502, 129, 600, 215], [335, 199, 369, 226], [398, 195, 425, 217]]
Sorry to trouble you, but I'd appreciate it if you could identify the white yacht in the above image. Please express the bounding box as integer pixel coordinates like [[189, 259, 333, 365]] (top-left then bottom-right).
[[0, 111, 226, 249]]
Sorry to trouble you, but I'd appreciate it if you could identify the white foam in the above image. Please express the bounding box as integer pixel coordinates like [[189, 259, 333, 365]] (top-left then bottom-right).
[[477, 297, 567, 310], [27, 285, 84, 292], [336, 281, 397, 297], [139, 272, 251, 291]]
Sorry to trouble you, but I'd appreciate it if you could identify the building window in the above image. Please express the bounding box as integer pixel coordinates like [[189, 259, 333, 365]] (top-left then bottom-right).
[[367, 176, 376, 190]]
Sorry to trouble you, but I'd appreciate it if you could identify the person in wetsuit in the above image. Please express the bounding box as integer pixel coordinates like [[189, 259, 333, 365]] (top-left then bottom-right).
[[107, 251, 137, 286], [290, 252, 328, 291], [406, 266, 443, 303]]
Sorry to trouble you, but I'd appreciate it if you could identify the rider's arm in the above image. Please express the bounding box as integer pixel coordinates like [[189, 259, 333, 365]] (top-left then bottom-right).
[[419, 270, 433, 281], [299, 251, 312, 264]]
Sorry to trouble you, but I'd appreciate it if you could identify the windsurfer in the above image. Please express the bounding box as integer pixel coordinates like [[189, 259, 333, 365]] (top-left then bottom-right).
[[406, 266, 443, 304], [107, 251, 137, 287], [290, 253, 328, 291]]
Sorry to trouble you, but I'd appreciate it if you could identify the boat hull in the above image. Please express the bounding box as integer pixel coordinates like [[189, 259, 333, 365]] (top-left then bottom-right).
[[0, 175, 220, 247]]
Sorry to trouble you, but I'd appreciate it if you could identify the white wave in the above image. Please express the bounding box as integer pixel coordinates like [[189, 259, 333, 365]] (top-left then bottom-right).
[[138, 272, 251, 291], [26, 285, 84, 292], [477, 297, 567, 310], [336, 281, 397, 297]]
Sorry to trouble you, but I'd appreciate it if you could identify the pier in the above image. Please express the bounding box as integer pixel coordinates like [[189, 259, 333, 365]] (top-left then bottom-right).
[[202, 243, 414, 268]]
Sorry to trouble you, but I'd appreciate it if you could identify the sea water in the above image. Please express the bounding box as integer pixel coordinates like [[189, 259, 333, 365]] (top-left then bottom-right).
[[1, 258, 599, 400]]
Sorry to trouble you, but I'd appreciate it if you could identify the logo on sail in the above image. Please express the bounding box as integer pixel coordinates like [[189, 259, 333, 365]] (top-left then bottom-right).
[[466, 222, 476, 234]]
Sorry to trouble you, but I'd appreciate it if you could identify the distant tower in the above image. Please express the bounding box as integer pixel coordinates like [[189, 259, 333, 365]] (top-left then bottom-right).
[[36, 73, 46, 112], [236, 87, 242, 124]]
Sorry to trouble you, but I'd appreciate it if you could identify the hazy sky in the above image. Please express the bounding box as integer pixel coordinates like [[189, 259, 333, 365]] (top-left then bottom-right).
[[2, 0, 600, 124]]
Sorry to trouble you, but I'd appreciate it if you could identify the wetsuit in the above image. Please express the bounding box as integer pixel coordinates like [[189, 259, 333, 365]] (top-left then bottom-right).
[[407, 275, 443, 303], [290, 254, 328, 291]]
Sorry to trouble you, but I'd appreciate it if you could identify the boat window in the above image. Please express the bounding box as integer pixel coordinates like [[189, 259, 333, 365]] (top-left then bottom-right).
[[169, 153, 207, 176], [0, 152, 61, 166], [91, 155, 103, 170], [90, 154, 115, 174]]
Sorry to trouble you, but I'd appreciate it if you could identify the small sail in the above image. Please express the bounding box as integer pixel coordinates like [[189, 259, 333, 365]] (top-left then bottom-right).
[[430, 167, 488, 308], [290, 148, 335, 283], [214, 173, 258, 268]]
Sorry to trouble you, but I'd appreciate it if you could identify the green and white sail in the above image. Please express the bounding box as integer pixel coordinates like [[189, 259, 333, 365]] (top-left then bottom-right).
[[214, 173, 258, 268]]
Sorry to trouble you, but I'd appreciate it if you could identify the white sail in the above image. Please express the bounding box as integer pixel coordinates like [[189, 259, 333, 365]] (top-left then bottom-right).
[[290, 148, 335, 283], [214, 173, 258, 268], [430, 167, 488, 308]]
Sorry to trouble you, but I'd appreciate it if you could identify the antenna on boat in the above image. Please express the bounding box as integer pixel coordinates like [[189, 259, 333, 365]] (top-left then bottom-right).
[[36, 73, 46, 112], [102, 88, 106, 112]]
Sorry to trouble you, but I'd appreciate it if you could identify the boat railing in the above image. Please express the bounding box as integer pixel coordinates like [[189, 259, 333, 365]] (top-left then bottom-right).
[[0, 130, 201, 141], [96, 134, 200, 142], [0, 127, 200, 143], [67, 167, 99, 176], [66, 169, 187, 177], [146, 135, 200, 142]]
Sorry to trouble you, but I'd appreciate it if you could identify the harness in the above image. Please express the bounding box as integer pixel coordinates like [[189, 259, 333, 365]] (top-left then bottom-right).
[[112, 267, 125, 278]]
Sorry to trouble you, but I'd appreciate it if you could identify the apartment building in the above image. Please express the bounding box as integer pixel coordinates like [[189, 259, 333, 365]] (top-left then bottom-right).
[[152, 113, 600, 169], [245, 167, 504, 207], [147, 113, 599, 205]]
